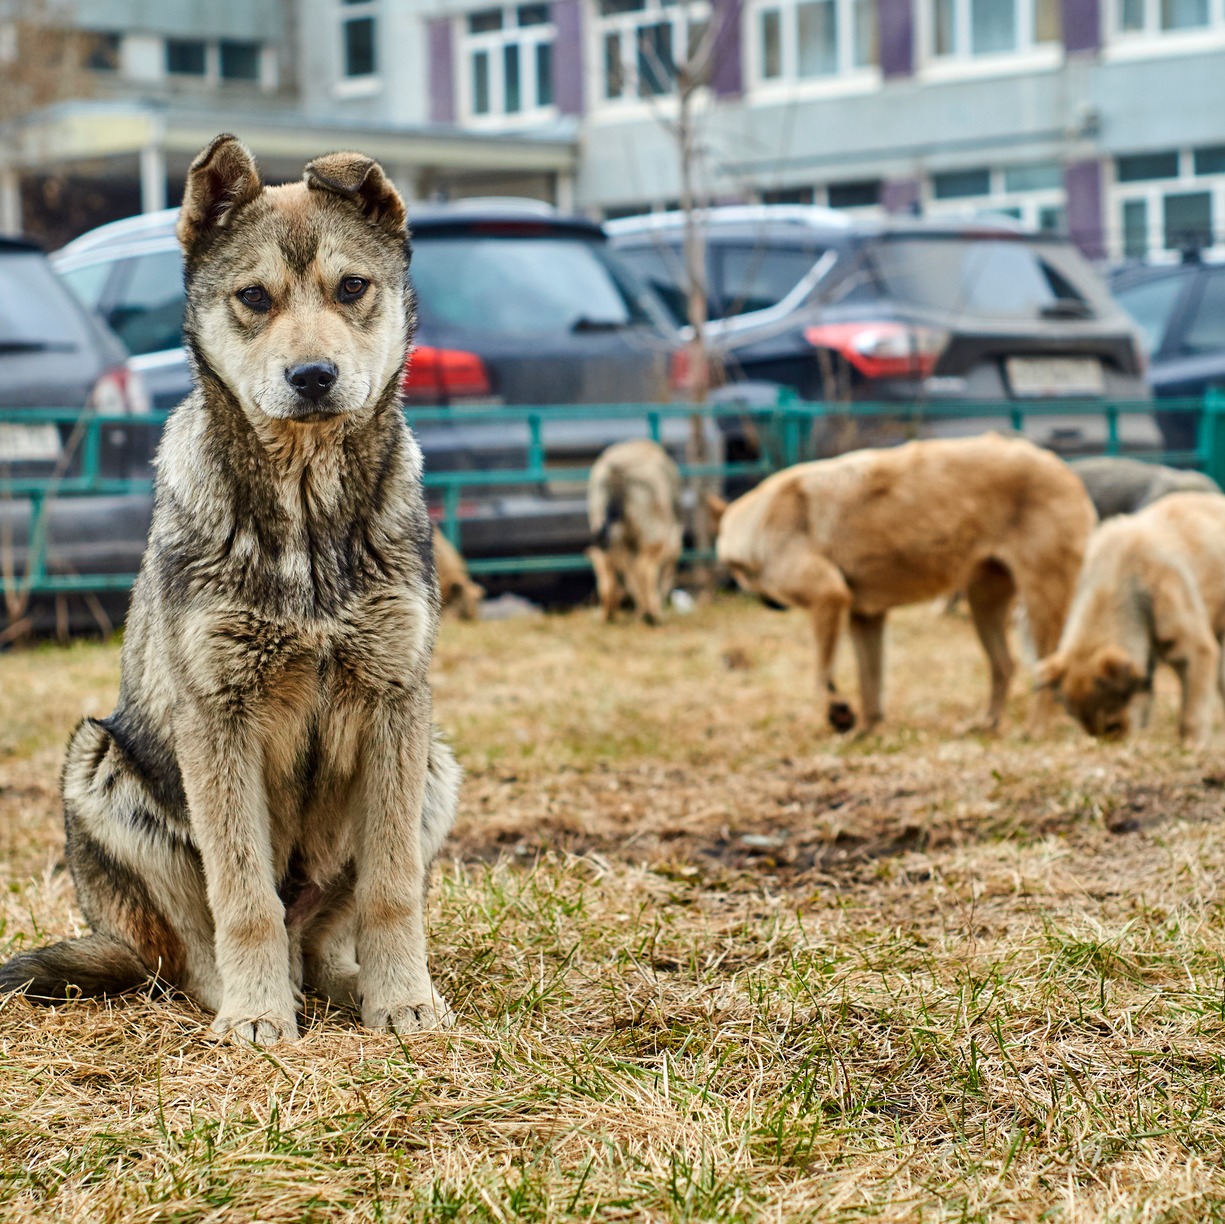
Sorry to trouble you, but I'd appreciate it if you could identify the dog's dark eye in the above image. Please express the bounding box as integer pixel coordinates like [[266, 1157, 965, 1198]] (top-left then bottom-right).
[[339, 276, 368, 303], [237, 285, 271, 312]]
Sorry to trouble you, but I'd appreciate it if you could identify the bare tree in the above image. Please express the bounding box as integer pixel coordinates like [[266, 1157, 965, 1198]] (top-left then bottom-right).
[[0, 0, 95, 124]]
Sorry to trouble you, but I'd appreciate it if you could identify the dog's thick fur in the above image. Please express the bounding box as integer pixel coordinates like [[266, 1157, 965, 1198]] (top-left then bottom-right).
[[1036, 491, 1225, 745], [1070, 456, 1220, 520], [433, 528, 485, 620], [587, 439, 682, 625], [0, 135, 460, 1044], [713, 434, 1096, 733]]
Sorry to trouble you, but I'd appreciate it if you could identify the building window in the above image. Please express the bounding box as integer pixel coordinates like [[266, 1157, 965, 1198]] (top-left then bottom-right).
[[219, 40, 260, 80], [85, 32, 121, 72], [754, 0, 877, 82], [926, 162, 1066, 232], [1115, 0, 1217, 33], [928, 0, 1060, 59], [1112, 146, 1225, 259], [341, 0, 378, 78], [165, 38, 207, 76], [464, 4, 556, 119], [597, 0, 711, 101]]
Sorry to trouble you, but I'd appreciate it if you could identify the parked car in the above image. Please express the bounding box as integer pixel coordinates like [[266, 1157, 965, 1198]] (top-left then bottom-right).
[[1109, 255, 1225, 453], [608, 206, 1156, 455], [45, 201, 705, 592]]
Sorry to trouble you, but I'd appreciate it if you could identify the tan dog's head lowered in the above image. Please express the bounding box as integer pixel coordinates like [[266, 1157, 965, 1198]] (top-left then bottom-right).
[[1035, 645, 1145, 739], [178, 133, 413, 425]]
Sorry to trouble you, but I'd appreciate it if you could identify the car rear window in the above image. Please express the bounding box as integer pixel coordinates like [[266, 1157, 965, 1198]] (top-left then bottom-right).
[[0, 251, 95, 352], [107, 249, 187, 356], [714, 243, 829, 318], [1112, 273, 1186, 354], [867, 236, 1099, 321], [1180, 267, 1225, 356], [410, 234, 660, 337]]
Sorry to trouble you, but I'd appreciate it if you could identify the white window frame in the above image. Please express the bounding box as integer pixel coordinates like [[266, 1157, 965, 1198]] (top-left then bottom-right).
[[923, 165, 1067, 233], [460, 4, 558, 126], [1110, 0, 1224, 36], [1110, 148, 1225, 262], [335, 0, 381, 97], [748, 0, 881, 97], [919, 0, 1062, 76], [591, 0, 712, 114], [1105, 0, 1225, 58]]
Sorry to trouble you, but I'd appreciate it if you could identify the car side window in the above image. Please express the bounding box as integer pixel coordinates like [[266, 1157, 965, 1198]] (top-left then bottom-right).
[[107, 249, 187, 356], [57, 261, 115, 314], [1180, 269, 1225, 356], [713, 244, 829, 318], [1112, 273, 1186, 355], [613, 242, 691, 327]]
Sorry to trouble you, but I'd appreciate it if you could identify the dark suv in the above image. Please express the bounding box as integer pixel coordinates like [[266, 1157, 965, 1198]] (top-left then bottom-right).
[[1109, 257, 1225, 453], [50, 202, 706, 578], [609, 207, 1155, 453]]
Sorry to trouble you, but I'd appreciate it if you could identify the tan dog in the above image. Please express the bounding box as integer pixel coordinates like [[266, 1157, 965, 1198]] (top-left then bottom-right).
[[1036, 492, 1225, 745], [0, 135, 459, 1043], [713, 434, 1096, 733], [587, 439, 682, 625], [433, 527, 485, 620]]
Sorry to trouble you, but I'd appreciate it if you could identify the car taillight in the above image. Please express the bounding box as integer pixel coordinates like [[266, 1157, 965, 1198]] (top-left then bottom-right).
[[804, 322, 949, 380], [669, 347, 692, 393], [402, 346, 492, 402], [87, 364, 150, 415]]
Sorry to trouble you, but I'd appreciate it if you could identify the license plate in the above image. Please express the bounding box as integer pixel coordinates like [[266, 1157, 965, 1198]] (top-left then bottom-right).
[[1006, 356, 1105, 398], [0, 423, 61, 462]]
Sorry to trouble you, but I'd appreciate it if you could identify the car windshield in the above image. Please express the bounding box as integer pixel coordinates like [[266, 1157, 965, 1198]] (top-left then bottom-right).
[[410, 233, 659, 337], [0, 251, 93, 351], [1111, 273, 1186, 355], [867, 236, 1097, 320]]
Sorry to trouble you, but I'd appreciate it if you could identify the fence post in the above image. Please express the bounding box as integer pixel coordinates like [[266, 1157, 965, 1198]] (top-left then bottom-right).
[[1203, 390, 1225, 488], [1105, 404, 1120, 456], [776, 386, 802, 469]]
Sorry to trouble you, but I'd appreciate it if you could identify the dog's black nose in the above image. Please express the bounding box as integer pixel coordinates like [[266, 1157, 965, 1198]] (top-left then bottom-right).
[[285, 361, 338, 402]]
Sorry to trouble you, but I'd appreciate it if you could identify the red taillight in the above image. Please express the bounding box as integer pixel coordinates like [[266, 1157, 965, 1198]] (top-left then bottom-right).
[[87, 364, 150, 414], [804, 322, 948, 381], [402, 346, 492, 402], [669, 347, 692, 393]]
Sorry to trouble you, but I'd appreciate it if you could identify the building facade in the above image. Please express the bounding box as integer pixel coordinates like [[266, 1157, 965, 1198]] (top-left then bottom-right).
[[5, 0, 1225, 262]]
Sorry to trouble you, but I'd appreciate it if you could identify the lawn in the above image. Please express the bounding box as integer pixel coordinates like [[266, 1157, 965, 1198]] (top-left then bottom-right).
[[2, 595, 1224, 1222]]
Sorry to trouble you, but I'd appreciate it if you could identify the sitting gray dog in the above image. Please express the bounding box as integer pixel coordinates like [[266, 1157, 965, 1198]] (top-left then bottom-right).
[[1070, 456, 1220, 520]]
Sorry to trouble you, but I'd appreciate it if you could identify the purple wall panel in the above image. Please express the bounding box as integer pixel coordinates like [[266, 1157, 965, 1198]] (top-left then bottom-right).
[[552, 0, 585, 115], [1062, 0, 1101, 54], [711, 0, 744, 98], [882, 177, 920, 214], [878, 0, 914, 79], [428, 18, 456, 125], [1065, 159, 1105, 259]]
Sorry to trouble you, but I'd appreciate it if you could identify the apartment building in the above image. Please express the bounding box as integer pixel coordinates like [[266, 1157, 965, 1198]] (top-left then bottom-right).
[[5, 0, 1225, 264]]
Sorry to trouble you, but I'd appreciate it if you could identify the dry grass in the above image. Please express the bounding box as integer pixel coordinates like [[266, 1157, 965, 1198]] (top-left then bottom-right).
[[3, 596, 1225, 1221]]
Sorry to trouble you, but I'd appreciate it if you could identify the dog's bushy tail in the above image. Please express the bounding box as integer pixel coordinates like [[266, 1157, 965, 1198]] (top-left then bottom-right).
[[593, 471, 627, 549], [0, 934, 147, 1003]]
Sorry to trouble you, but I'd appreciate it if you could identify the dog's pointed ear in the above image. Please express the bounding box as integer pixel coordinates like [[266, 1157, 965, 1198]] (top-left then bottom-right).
[[1094, 646, 1139, 694], [304, 151, 407, 240], [177, 134, 262, 257], [706, 494, 729, 531], [1034, 653, 1066, 692]]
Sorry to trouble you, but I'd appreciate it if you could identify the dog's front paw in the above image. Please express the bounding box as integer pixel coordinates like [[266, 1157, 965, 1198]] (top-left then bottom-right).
[[210, 1010, 298, 1046], [363, 988, 455, 1034]]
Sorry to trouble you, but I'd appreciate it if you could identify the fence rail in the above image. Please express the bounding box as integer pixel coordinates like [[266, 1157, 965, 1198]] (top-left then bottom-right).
[[0, 393, 1221, 597]]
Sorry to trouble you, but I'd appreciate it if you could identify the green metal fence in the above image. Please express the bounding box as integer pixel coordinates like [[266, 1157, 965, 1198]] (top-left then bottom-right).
[[0, 392, 1220, 597]]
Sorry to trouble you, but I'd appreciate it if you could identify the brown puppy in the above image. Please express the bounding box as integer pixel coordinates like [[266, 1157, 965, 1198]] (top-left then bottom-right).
[[714, 434, 1096, 733], [433, 527, 485, 620], [0, 135, 459, 1043], [1037, 491, 1225, 745], [587, 439, 683, 625]]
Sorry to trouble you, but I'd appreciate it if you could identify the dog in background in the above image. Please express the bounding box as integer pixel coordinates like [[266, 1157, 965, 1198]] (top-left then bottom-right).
[[1070, 456, 1220, 519], [1036, 491, 1225, 745], [433, 527, 485, 620], [0, 135, 460, 1044], [587, 439, 682, 625], [712, 434, 1096, 734]]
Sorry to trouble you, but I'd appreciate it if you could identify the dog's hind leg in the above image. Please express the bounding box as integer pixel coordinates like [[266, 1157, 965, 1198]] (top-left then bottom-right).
[[848, 611, 886, 733], [966, 561, 1017, 732], [588, 547, 622, 623]]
